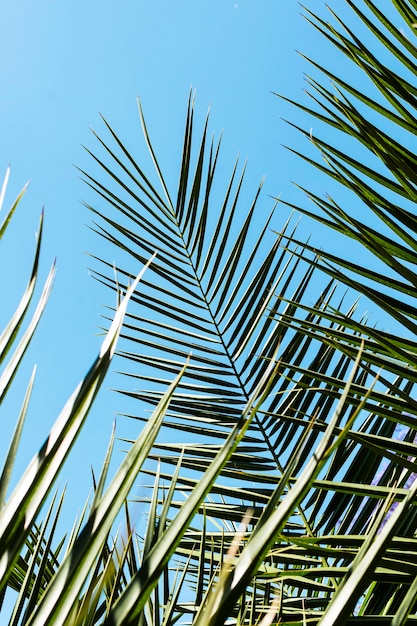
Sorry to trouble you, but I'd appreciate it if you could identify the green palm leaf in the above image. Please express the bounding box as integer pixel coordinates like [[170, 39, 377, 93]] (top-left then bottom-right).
[[80, 91, 409, 624], [43, 0, 417, 623]]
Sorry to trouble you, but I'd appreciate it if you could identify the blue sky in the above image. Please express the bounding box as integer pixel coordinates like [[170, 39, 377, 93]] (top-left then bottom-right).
[[0, 1, 401, 523]]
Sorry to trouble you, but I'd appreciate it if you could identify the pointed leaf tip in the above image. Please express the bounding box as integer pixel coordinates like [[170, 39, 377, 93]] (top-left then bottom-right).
[[99, 253, 156, 359]]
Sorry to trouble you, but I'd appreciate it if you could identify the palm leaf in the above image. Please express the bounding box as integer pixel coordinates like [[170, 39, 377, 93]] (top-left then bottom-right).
[[62, 0, 417, 622], [80, 83, 415, 625]]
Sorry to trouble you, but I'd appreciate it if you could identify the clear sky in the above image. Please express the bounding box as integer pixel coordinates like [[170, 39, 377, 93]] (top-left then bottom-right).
[[0, 1, 400, 519]]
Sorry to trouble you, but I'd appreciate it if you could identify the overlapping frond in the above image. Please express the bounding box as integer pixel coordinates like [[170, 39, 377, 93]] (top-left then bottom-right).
[[76, 1, 417, 624]]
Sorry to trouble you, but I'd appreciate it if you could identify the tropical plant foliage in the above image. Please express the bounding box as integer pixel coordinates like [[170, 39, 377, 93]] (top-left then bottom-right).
[[0, 169, 176, 624], [2, 0, 417, 624]]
